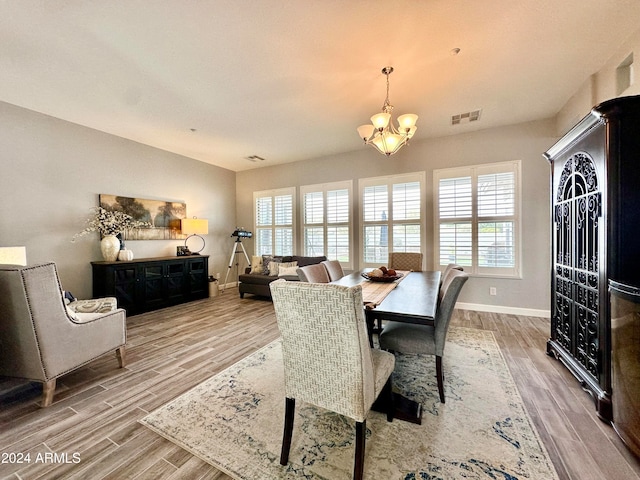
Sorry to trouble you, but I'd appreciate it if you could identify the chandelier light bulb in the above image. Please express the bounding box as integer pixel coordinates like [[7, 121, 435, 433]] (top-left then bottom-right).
[[356, 66, 418, 156]]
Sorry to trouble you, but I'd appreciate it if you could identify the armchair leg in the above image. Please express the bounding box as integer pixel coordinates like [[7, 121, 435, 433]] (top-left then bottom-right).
[[383, 376, 394, 422], [116, 346, 127, 368], [280, 397, 295, 465], [436, 355, 445, 403], [42, 379, 56, 407], [354, 420, 366, 480]]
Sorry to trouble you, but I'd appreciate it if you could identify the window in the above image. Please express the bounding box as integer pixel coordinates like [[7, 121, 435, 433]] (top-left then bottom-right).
[[434, 161, 521, 277], [360, 173, 424, 266], [301, 181, 352, 267], [254, 187, 295, 256]]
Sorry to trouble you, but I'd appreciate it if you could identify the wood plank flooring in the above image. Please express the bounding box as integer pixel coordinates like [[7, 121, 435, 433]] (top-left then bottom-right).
[[1, 289, 639, 479]]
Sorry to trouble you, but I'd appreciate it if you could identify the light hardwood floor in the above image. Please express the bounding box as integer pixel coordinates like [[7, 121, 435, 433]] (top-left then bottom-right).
[[1, 289, 639, 479]]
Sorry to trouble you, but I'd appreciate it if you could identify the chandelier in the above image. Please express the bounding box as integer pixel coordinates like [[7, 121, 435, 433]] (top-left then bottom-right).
[[357, 66, 418, 156]]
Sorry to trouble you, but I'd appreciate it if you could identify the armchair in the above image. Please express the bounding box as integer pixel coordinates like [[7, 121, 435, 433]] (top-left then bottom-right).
[[0, 263, 127, 407], [270, 280, 395, 480]]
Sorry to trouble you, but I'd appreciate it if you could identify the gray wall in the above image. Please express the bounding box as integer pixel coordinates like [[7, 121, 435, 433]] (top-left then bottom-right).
[[236, 118, 557, 312], [0, 101, 236, 299]]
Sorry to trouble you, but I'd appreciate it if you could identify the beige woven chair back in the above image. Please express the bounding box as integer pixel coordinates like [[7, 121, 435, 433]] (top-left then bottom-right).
[[388, 252, 423, 271]]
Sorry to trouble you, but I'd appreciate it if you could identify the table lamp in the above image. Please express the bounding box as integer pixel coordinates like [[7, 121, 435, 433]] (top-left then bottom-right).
[[0, 246, 27, 265], [181, 217, 208, 254]]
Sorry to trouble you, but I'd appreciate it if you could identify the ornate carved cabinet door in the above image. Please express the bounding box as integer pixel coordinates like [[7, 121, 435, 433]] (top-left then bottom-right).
[[546, 112, 611, 420], [553, 150, 603, 384]]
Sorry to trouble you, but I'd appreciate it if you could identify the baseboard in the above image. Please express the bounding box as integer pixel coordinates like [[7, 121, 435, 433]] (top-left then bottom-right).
[[219, 281, 238, 291], [456, 302, 550, 318]]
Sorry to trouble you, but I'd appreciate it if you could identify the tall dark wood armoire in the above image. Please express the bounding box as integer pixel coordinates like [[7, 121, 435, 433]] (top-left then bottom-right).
[[544, 95, 640, 422]]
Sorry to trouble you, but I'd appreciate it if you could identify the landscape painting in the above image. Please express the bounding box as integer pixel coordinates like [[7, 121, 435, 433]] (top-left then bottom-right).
[[99, 194, 187, 240]]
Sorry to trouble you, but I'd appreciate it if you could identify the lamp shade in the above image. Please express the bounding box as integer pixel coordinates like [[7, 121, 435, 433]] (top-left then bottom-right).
[[181, 218, 209, 235], [357, 124, 375, 141], [371, 112, 391, 129], [0, 246, 27, 265], [397, 113, 418, 130]]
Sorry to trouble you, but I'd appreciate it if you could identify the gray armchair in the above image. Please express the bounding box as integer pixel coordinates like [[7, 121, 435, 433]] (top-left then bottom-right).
[[379, 270, 469, 403], [270, 280, 395, 480], [0, 263, 127, 407]]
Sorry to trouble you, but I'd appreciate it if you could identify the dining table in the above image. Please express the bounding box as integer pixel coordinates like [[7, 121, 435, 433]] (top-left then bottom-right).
[[331, 269, 442, 424]]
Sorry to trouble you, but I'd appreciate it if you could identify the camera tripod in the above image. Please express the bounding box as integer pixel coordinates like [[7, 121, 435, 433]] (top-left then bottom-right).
[[222, 236, 250, 292]]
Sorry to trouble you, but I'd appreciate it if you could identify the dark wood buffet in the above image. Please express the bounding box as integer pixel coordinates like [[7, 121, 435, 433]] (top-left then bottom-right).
[[92, 255, 209, 315]]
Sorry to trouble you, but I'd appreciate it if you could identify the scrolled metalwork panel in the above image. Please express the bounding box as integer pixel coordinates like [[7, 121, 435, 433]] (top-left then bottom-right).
[[574, 152, 599, 194]]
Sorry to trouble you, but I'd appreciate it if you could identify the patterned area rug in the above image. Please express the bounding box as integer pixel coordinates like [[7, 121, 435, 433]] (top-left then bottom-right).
[[140, 327, 558, 480]]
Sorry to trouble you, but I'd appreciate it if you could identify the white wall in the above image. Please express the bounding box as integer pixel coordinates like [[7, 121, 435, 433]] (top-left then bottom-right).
[[557, 27, 640, 134], [0, 101, 236, 299], [236, 118, 557, 313]]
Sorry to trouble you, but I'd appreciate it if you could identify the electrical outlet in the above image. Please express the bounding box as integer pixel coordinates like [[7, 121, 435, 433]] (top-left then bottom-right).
[[490, 287, 497, 296]]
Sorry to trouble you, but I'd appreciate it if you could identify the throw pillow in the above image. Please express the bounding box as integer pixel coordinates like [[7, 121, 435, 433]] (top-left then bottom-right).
[[65, 305, 79, 320], [250, 255, 263, 274], [273, 261, 297, 276], [269, 260, 298, 276], [262, 255, 283, 275], [278, 265, 299, 277]]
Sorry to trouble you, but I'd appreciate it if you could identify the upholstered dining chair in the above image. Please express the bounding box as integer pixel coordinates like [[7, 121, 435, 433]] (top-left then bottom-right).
[[0, 263, 127, 407], [296, 263, 330, 283], [388, 252, 423, 272], [270, 280, 395, 480], [442, 263, 464, 282], [379, 270, 469, 403], [321, 259, 345, 281]]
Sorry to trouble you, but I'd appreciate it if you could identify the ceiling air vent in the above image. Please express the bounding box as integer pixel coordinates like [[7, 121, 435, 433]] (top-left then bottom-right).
[[451, 109, 482, 125], [245, 155, 266, 162]]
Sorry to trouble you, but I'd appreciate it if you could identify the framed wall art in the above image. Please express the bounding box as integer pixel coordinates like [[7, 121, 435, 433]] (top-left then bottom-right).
[[99, 194, 187, 240]]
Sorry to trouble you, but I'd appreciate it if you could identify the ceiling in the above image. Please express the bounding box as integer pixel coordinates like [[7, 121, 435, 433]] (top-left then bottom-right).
[[1, 1, 639, 172]]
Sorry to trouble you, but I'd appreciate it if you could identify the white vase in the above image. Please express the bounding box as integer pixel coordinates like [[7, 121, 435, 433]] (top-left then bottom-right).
[[101, 235, 120, 261]]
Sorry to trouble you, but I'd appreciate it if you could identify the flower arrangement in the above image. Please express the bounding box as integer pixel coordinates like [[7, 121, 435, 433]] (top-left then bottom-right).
[[73, 206, 150, 241]]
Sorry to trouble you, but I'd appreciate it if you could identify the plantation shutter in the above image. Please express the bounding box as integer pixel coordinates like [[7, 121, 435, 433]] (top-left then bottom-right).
[[301, 182, 352, 266], [435, 161, 520, 277], [254, 188, 295, 256]]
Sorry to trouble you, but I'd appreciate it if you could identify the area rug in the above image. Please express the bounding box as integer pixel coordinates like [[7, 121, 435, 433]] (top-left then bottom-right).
[[140, 327, 558, 479]]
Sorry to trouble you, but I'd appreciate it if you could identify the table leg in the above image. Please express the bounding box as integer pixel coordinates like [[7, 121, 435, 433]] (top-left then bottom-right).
[[372, 391, 422, 425]]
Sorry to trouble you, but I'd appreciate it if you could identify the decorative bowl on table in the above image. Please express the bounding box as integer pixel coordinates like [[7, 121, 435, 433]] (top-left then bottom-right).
[[361, 271, 404, 283]]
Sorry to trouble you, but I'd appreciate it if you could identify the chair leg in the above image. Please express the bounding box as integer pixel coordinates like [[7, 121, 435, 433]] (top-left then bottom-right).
[[354, 420, 366, 480], [116, 346, 127, 368], [280, 397, 295, 465], [383, 376, 394, 422], [436, 355, 445, 403], [42, 379, 56, 407]]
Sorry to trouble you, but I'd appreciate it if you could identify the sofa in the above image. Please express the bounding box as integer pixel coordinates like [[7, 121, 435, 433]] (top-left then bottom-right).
[[238, 255, 327, 298]]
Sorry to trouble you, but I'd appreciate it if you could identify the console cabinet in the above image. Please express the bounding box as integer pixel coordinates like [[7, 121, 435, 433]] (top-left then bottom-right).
[[544, 96, 640, 421], [92, 255, 209, 315]]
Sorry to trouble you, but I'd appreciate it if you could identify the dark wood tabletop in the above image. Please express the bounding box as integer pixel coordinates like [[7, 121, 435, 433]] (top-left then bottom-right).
[[334, 270, 441, 325]]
